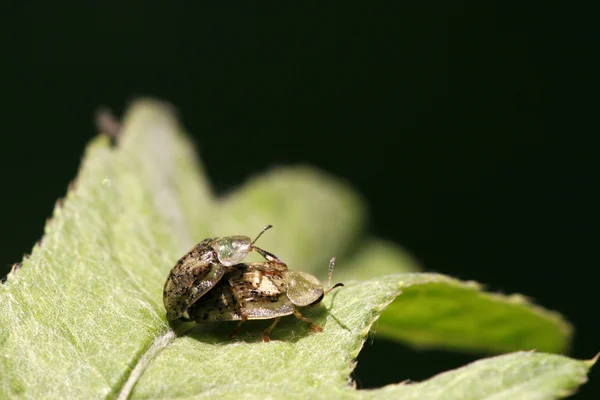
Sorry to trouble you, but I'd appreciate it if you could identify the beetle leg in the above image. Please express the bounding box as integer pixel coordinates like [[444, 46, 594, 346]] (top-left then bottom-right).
[[252, 246, 286, 266], [293, 309, 323, 332], [229, 314, 248, 339], [262, 317, 281, 342]]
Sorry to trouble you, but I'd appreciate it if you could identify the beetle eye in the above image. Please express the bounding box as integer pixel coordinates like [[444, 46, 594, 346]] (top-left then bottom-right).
[[212, 236, 252, 266]]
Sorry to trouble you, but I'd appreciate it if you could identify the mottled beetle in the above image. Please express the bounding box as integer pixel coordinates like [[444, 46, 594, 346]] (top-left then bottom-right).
[[163, 226, 343, 341], [186, 257, 343, 341], [163, 225, 280, 321]]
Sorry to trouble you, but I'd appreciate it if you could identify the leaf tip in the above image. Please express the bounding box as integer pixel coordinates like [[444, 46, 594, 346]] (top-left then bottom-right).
[[585, 352, 600, 368]]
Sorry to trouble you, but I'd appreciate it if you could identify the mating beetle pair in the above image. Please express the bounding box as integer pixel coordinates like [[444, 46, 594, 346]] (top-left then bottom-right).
[[163, 225, 343, 341]]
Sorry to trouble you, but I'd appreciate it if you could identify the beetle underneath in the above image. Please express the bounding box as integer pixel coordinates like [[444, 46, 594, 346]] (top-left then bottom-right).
[[185, 257, 343, 342]]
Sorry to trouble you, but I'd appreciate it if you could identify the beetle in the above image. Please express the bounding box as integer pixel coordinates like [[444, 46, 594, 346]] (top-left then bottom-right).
[[163, 225, 283, 321], [185, 257, 344, 342]]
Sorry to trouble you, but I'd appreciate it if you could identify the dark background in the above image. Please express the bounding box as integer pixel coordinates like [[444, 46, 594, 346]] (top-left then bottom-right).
[[2, 3, 597, 398]]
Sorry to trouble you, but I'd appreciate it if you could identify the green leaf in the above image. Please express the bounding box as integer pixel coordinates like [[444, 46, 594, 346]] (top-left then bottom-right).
[[362, 352, 596, 400], [374, 274, 572, 354], [0, 100, 592, 399]]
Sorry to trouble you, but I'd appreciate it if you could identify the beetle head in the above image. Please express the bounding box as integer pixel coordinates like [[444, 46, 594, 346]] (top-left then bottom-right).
[[210, 225, 274, 266], [210, 235, 253, 266], [287, 257, 344, 306], [286, 271, 324, 306]]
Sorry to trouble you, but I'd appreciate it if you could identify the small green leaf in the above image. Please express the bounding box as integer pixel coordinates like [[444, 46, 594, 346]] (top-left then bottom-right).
[[363, 352, 596, 400], [375, 274, 572, 354], [0, 100, 592, 399]]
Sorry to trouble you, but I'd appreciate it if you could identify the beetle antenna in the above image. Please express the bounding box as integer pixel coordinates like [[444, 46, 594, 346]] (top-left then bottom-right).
[[252, 224, 273, 245], [325, 257, 344, 295]]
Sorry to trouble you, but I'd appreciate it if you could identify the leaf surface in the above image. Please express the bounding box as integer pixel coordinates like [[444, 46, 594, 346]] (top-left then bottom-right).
[[0, 100, 590, 399]]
